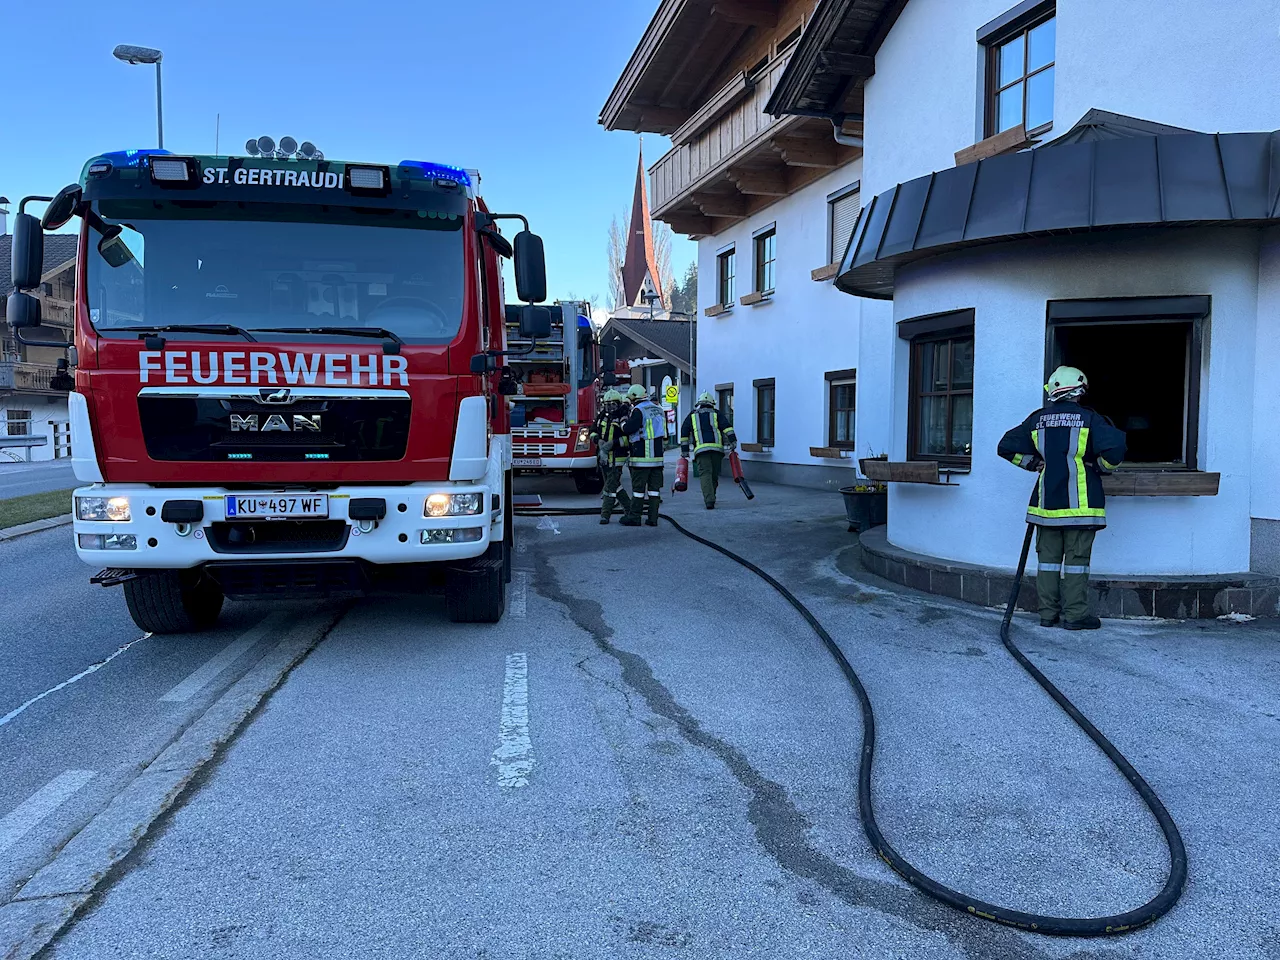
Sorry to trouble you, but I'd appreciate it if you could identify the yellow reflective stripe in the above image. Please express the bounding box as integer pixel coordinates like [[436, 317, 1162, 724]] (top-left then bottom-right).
[[1012, 453, 1025, 466], [1076, 427, 1090, 511], [1099, 456, 1119, 472], [1027, 506, 1106, 518]]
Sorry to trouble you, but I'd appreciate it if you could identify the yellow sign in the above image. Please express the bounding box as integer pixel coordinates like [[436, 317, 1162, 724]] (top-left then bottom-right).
[[663, 385, 679, 404]]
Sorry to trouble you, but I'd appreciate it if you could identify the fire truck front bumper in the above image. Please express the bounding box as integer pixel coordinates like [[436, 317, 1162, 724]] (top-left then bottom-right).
[[71, 482, 504, 570]]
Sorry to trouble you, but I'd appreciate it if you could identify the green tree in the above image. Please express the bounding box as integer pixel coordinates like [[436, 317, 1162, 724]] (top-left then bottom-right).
[[670, 262, 697, 315]]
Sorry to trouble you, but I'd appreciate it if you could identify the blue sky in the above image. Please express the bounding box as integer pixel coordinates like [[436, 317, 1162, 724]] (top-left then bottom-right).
[[1, 1, 695, 310]]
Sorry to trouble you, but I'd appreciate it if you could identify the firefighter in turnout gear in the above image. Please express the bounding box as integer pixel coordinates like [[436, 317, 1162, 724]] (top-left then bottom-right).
[[619, 384, 666, 527], [999, 366, 1126, 631], [592, 390, 632, 524], [679, 392, 736, 509]]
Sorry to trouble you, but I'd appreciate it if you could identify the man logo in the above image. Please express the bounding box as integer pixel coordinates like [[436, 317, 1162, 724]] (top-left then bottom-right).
[[230, 414, 321, 432], [259, 388, 294, 404]]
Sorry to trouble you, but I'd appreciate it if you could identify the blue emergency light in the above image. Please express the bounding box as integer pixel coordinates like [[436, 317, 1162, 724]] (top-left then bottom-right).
[[396, 160, 472, 188]]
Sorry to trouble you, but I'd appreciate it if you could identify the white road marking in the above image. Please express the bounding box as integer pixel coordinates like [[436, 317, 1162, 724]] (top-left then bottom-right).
[[0, 636, 149, 730], [509, 572, 529, 619], [492, 653, 533, 788], [159, 611, 288, 703], [0, 770, 95, 855]]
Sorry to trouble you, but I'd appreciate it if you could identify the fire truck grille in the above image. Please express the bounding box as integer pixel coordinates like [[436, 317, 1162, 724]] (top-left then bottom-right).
[[207, 520, 350, 554], [513, 443, 565, 456], [138, 396, 411, 462]]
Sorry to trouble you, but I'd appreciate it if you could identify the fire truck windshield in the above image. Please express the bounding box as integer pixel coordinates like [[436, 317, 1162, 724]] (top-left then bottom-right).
[[86, 201, 465, 345]]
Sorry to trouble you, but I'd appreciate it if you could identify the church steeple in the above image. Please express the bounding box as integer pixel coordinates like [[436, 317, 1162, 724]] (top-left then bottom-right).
[[621, 143, 664, 310]]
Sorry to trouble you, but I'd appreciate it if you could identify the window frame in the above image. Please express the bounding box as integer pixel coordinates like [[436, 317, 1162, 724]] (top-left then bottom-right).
[[753, 225, 777, 295], [981, 1, 1055, 139], [1045, 296, 1208, 471], [827, 182, 861, 266], [825, 368, 857, 450], [899, 310, 976, 467], [6, 409, 34, 438], [753, 377, 776, 447], [716, 244, 736, 308], [715, 382, 734, 422]]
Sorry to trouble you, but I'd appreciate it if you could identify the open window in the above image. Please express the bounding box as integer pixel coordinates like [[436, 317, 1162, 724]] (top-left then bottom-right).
[[1046, 296, 1207, 469]]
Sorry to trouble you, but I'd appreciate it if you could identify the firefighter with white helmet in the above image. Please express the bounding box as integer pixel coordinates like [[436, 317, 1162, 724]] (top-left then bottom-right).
[[618, 384, 666, 527], [999, 365, 1126, 630], [679, 391, 736, 509], [591, 389, 631, 524]]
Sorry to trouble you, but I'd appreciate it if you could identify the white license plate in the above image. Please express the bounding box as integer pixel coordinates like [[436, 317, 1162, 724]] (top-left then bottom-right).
[[224, 495, 329, 519], [513, 458, 542, 468]]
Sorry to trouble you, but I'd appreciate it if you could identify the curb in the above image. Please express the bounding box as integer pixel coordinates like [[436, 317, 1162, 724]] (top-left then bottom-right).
[[0, 514, 73, 542], [0, 607, 346, 960]]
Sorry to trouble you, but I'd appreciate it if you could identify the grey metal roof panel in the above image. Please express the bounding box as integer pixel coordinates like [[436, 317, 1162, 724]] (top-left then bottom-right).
[[837, 127, 1280, 300]]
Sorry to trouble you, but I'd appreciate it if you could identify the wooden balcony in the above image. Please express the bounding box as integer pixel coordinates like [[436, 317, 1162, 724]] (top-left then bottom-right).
[[649, 50, 862, 238], [0, 361, 67, 396]]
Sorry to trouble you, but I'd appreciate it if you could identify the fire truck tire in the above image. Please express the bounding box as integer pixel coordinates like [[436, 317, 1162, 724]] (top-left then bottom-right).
[[446, 543, 507, 623], [122, 569, 225, 634], [574, 468, 605, 495]]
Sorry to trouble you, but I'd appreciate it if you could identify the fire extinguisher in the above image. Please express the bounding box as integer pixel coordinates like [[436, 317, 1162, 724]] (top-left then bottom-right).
[[728, 450, 755, 500], [674, 455, 689, 492]]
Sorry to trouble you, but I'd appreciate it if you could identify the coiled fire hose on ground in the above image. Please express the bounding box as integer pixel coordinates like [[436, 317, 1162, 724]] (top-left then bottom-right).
[[515, 507, 1188, 936]]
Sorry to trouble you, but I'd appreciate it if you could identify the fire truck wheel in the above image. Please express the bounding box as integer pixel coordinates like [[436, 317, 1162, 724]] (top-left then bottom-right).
[[446, 543, 507, 623], [574, 469, 605, 495], [122, 569, 225, 634]]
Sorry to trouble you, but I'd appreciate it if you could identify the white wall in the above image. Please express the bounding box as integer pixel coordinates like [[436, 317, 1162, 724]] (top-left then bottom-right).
[[1251, 227, 1280, 522], [863, 0, 1280, 198], [0, 395, 69, 463], [883, 228, 1260, 576], [696, 162, 869, 472]]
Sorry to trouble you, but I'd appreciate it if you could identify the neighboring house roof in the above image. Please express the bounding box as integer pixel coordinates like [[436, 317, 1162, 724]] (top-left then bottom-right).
[[602, 317, 692, 374], [838, 116, 1280, 299], [621, 148, 664, 309], [0, 233, 79, 295]]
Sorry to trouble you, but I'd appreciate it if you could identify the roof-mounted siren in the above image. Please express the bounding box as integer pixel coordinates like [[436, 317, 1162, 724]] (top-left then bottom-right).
[[256, 136, 276, 157], [245, 138, 261, 156], [297, 141, 323, 161], [279, 136, 298, 159]]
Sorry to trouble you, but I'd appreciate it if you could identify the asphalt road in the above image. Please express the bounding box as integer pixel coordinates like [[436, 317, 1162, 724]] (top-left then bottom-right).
[[2, 477, 1278, 959], [0, 461, 78, 500]]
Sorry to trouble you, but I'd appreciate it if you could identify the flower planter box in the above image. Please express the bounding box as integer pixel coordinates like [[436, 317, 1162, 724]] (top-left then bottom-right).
[[839, 484, 888, 533]]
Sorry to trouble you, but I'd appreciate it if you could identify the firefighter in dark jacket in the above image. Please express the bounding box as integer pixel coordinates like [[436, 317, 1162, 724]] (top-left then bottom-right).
[[679, 392, 736, 509], [998, 366, 1126, 631], [591, 389, 631, 524], [619, 384, 667, 527]]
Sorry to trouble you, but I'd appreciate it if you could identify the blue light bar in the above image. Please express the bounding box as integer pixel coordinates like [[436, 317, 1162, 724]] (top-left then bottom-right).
[[396, 160, 472, 188], [93, 148, 173, 168]]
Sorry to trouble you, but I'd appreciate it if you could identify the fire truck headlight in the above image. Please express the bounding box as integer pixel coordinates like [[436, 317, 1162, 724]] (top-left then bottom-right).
[[424, 493, 484, 518], [77, 496, 132, 522], [575, 426, 592, 451]]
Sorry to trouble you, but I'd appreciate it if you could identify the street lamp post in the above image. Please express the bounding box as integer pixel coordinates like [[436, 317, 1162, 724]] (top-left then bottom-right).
[[112, 44, 164, 149]]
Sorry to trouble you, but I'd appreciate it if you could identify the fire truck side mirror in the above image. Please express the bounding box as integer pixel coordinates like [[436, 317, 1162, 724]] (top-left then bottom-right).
[[519, 305, 551, 340], [513, 231, 547, 303], [10, 213, 45, 290], [600, 344, 617, 373], [41, 184, 82, 230], [6, 292, 42, 330]]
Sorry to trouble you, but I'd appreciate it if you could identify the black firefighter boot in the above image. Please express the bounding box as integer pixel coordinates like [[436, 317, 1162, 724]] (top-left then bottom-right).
[[645, 495, 661, 527], [619, 494, 643, 527]]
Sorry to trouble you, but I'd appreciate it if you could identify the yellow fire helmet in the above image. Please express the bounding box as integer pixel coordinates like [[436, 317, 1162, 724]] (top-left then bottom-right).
[[696, 391, 715, 406], [625, 384, 648, 402]]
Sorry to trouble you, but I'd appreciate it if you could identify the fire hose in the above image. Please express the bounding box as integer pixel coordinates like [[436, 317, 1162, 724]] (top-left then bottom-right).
[[514, 506, 1188, 936]]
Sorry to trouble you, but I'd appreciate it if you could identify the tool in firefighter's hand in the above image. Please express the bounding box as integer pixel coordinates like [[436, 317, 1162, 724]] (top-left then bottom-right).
[[674, 456, 689, 492], [729, 450, 754, 500]]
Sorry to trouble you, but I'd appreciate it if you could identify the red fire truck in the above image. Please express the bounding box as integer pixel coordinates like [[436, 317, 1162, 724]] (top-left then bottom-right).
[[6, 148, 554, 631], [507, 300, 608, 494]]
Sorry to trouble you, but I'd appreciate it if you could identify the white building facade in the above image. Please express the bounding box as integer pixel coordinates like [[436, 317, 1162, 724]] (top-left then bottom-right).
[[766, 0, 1280, 604]]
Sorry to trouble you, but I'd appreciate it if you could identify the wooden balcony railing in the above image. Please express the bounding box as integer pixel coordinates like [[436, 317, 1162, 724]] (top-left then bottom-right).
[[649, 53, 795, 215]]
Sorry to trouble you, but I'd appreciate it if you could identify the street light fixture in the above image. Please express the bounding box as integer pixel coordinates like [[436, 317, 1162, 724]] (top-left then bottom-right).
[[112, 44, 165, 149]]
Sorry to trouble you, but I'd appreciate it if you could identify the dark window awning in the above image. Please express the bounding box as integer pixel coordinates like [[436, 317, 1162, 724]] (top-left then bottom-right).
[[837, 126, 1280, 299]]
